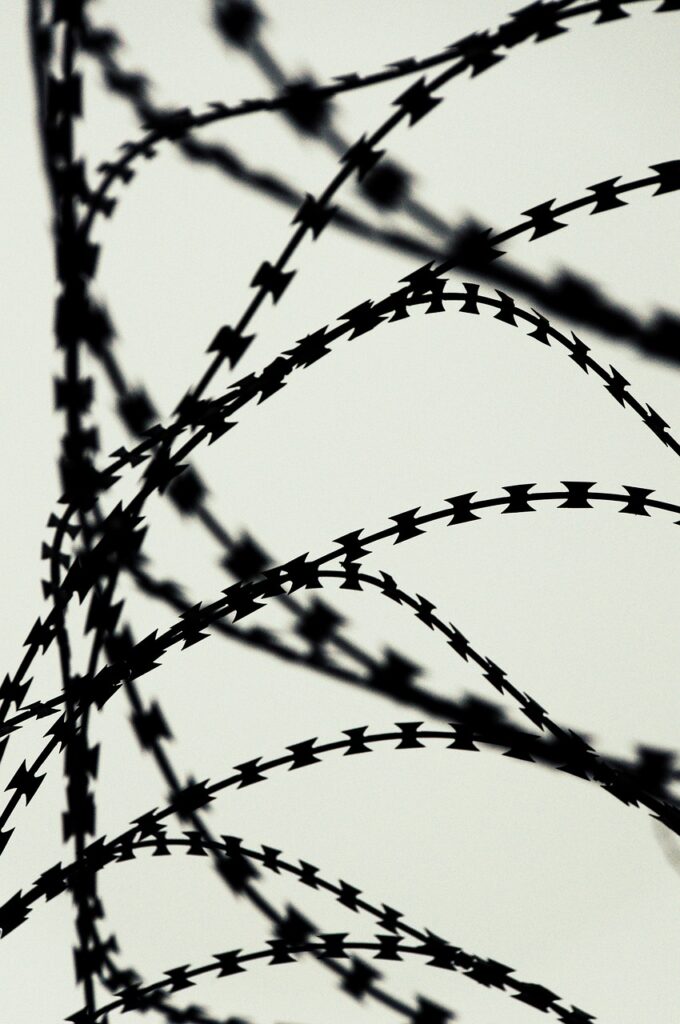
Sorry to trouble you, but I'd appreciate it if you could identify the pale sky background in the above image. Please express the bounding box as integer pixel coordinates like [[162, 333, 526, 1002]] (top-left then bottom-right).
[[1, 1, 680, 1022]]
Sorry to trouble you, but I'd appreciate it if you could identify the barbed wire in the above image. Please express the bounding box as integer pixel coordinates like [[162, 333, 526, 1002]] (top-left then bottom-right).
[[5, 0, 679, 1021]]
